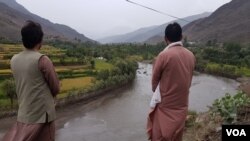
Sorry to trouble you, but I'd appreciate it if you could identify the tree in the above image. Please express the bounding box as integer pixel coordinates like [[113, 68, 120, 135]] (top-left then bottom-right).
[[90, 60, 95, 69], [78, 56, 86, 65], [2, 79, 16, 108], [97, 69, 109, 80]]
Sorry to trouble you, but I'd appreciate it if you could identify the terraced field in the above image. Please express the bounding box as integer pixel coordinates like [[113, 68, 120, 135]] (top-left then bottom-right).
[[0, 44, 114, 109]]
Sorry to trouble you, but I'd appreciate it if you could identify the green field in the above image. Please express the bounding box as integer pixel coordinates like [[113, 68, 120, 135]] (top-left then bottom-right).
[[0, 44, 114, 109], [95, 59, 114, 70]]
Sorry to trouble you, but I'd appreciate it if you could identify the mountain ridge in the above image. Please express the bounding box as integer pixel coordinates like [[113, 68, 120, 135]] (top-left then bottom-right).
[[0, 0, 94, 43], [183, 0, 250, 43], [99, 12, 211, 44]]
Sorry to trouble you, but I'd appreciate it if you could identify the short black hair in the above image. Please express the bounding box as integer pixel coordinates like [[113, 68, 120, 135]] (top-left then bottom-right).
[[165, 22, 182, 42], [21, 20, 44, 49]]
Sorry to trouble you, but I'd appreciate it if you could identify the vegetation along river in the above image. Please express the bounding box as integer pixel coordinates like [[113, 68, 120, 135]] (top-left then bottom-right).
[[0, 63, 239, 141]]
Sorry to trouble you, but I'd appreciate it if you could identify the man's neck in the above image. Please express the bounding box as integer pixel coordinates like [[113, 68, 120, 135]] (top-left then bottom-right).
[[25, 45, 41, 52]]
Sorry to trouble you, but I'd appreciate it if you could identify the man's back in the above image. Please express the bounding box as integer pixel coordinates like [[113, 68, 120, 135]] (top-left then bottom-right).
[[148, 22, 195, 141], [11, 50, 55, 123], [152, 46, 195, 109]]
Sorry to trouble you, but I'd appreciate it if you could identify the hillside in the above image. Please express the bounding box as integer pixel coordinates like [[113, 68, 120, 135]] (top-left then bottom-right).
[[99, 25, 158, 44], [0, 0, 94, 43], [99, 12, 210, 44], [183, 0, 250, 43]]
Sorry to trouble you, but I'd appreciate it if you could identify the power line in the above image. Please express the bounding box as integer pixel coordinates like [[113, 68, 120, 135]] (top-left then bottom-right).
[[125, 0, 190, 23], [125, 0, 208, 29]]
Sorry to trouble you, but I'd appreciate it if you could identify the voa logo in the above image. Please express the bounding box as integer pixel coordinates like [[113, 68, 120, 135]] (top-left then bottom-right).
[[226, 129, 246, 136]]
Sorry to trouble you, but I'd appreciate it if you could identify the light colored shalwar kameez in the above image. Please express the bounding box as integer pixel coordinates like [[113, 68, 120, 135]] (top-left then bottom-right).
[[147, 42, 195, 141]]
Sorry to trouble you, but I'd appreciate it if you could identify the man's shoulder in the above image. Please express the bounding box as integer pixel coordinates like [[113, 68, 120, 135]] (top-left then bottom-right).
[[38, 55, 53, 67], [34, 51, 44, 57], [183, 47, 195, 57], [10, 51, 23, 61], [159, 47, 176, 56], [158, 50, 168, 58], [181, 47, 196, 63], [161, 46, 195, 59], [39, 55, 52, 62]]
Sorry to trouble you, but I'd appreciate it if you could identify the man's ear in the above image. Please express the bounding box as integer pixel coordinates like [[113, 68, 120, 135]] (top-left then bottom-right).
[[164, 37, 168, 43], [38, 43, 42, 50], [165, 37, 170, 45]]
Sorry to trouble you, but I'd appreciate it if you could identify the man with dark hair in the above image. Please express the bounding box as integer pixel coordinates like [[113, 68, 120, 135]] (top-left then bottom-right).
[[147, 22, 195, 141], [165, 22, 182, 42], [2, 21, 59, 141], [21, 20, 44, 49]]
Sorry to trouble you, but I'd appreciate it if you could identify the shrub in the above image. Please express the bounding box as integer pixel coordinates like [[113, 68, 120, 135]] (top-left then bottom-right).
[[210, 91, 250, 124], [1, 79, 16, 108]]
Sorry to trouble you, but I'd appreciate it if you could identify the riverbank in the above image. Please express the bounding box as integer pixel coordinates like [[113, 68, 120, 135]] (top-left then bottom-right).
[[184, 86, 250, 141], [141, 60, 250, 95], [0, 79, 134, 119], [184, 105, 250, 141], [237, 77, 250, 96]]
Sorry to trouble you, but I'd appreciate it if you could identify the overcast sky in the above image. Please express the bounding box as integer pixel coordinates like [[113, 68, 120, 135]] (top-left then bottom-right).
[[16, 0, 231, 40]]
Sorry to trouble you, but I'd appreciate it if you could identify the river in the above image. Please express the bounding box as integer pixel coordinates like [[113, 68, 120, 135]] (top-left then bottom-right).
[[0, 63, 239, 141]]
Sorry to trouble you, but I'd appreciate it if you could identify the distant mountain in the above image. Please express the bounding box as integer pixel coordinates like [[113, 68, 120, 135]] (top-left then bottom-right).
[[144, 35, 164, 45], [0, 0, 94, 43], [99, 25, 158, 44], [183, 0, 250, 43], [99, 12, 211, 44]]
